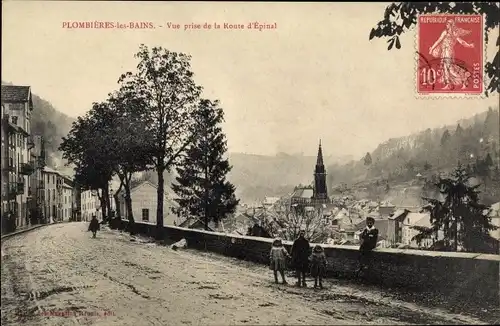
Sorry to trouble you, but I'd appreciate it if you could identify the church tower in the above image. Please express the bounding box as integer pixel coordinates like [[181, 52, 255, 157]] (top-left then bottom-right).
[[313, 140, 328, 201]]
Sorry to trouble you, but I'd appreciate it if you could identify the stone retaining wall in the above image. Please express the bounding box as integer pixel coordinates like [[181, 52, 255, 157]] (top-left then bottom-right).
[[115, 219, 500, 306]]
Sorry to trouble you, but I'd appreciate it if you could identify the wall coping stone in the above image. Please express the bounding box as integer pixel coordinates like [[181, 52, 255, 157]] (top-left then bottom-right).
[[122, 219, 500, 262]]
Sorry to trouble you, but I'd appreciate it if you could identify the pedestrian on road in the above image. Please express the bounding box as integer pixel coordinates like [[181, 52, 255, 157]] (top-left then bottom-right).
[[8, 211, 16, 233], [309, 245, 327, 289], [291, 230, 310, 287], [269, 238, 290, 284], [356, 217, 379, 277], [88, 215, 100, 238]]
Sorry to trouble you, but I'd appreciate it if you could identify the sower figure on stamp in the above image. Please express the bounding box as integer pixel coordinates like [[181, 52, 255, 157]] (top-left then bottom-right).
[[269, 238, 290, 284], [291, 230, 310, 287], [88, 215, 100, 238], [356, 217, 378, 277], [309, 245, 327, 289], [429, 19, 474, 90]]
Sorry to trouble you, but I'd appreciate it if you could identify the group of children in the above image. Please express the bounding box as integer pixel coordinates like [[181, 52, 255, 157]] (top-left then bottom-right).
[[269, 217, 379, 288], [269, 230, 327, 289]]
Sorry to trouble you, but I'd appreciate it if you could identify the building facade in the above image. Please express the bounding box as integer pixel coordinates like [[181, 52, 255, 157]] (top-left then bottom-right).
[[81, 190, 99, 221], [401, 212, 433, 247], [1, 85, 36, 232], [118, 181, 178, 225], [72, 186, 82, 221], [31, 135, 47, 223], [42, 167, 59, 223]]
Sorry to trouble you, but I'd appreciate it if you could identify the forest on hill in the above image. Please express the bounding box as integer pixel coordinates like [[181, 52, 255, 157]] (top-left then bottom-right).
[[328, 108, 500, 204]]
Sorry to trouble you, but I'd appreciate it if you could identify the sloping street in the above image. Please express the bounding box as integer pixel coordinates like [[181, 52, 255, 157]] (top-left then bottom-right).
[[0, 223, 493, 326]]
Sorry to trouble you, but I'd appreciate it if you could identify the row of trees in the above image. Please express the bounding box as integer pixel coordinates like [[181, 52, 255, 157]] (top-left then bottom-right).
[[60, 45, 238, 237]]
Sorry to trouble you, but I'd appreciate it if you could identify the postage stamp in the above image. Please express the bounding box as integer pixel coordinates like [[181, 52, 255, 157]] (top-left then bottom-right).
[[416, 14, 485, 98]]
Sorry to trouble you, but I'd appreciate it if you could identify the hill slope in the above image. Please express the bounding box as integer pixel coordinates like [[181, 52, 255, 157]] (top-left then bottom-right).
[[328, 107, 500, 204]]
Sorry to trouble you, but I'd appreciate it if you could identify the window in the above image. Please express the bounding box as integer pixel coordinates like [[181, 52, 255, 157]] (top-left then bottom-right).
[[52, 175, 55, 184], [142, 209, 149, 221]]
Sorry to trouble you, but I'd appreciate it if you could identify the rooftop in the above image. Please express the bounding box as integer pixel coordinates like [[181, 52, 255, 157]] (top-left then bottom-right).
[[43, 166, 61, 175], [1, 85, 32, 103], [291, 187, 314, 199]]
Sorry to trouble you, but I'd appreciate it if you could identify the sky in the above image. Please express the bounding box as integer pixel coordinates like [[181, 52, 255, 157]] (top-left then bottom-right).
[[2, 1, 498, 158]]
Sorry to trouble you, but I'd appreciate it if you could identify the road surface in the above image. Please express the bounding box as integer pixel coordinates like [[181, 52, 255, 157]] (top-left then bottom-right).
[[0, 222, 494, 325]]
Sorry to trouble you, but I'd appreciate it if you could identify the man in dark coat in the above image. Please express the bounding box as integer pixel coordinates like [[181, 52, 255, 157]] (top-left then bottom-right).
[[291, 230, 311, 287], [88, 215, 100, 238], [357, 216, 379, 276]]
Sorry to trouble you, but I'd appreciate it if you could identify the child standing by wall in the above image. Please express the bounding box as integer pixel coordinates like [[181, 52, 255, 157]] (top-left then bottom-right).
[[269, 238, 290, 284], [310, 245, 327, 289]]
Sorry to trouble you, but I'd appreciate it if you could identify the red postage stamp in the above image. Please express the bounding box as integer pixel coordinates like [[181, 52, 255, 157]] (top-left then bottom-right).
[[416, 14, 484, 97]]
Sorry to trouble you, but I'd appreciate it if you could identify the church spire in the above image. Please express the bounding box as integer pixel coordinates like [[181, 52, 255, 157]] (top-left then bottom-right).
[[313, 139, 327, 200], [316, 139, 324, 167]]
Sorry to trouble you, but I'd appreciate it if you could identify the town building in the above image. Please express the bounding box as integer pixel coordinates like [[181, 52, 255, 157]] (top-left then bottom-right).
[[378, 202, 396, 217], [81, 189, 99, 221], [41, 166, 60, 223], [386, 209, 411, 246], [31, 135, 47, 223], [401, 212, 433, 247], [1, 85, 36, 232], [118, 180, 179, 225], [59, 175, 73, 222]]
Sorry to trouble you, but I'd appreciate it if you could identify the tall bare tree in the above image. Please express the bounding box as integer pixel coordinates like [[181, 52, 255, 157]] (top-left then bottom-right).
[[119, 45, 201, 238], [265, 203, 330, 243]]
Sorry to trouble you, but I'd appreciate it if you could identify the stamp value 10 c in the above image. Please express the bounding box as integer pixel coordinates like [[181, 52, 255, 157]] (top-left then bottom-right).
[[417, 14, 484, 97]]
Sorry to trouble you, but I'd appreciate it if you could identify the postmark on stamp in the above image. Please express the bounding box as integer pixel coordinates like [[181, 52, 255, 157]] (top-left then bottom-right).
[[416, 14, 484, 97]]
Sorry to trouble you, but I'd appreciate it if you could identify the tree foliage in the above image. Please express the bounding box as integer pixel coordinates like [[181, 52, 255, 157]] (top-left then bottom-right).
[[59, 89, 152, 224], [60, 106, 113, 192], [415, 164, 498, 253], [171, 99, 239, 229], [118, 45, 202, 232], [59, 103, 116, 220], [363, 152, 372, 166], [369, 2, 499, 95]]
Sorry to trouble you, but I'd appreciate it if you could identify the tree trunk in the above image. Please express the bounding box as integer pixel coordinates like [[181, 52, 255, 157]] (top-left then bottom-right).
[[104, 183, 111, 223], [204, 166, 209, 231], [97, 191, 107, 221], [156, 165, 165, 239], [124, 174, 135, 235], [114, 178, 124, 219]]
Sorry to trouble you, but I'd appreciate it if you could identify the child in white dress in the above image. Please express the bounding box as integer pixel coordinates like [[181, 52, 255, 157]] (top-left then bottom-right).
[[269, 238, 290, 284]]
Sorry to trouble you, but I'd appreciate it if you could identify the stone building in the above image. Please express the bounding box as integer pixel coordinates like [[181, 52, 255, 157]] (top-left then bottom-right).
[[1, 85, 36, 232]]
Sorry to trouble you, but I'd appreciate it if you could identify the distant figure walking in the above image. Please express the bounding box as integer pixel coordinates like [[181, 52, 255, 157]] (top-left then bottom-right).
[[356, 217, 379, 276], [309, 245, 327, 289], [269, 238, 290, 284], [88, 215, 100, 238], [291, 230, 310, 287]]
